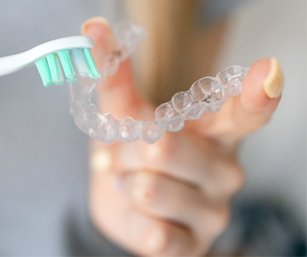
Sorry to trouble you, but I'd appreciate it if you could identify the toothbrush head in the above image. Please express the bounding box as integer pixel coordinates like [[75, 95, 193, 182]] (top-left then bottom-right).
[[35, 48, 100, 87], [0, 29, 146, 88], [0, 36, 100, 87]]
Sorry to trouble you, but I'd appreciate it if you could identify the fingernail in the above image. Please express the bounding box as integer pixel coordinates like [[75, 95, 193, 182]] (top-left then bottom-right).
[[128, 215, 166, 253], [132, 184, 148, 203], [125, 174, 145, 202], [81, 16, 109, 34], [263, 58, 284, 99], [145, 226, 166, 252], [131, 174, 151, 203], [124, 173, 150, 203]]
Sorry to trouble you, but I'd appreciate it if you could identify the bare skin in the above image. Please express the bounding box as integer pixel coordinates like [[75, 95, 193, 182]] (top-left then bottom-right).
[[82, 18, 284, 256]]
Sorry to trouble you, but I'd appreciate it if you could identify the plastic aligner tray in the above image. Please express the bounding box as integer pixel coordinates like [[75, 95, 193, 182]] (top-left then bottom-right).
[[70, 22, 248, 144]]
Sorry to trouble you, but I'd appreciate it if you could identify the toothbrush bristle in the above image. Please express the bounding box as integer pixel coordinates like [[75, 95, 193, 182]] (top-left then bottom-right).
[[35, 48, 100, 87], [35, 57, 52, 87], [83, 48, 100, 79], [71, 49, 89, 77], [71, 48, 100, 80], [46, 53, 64, 85], [57, 50, 76, 83]]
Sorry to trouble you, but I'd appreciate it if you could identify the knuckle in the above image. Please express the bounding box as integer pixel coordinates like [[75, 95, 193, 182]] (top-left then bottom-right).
[[227, 164, 245, 195], [212, 207, 231, 236], [135, 173, 161, 206], [145, 177, 160, 204], [200, 205, 231, 237], [146, 222, 200, 256], [145, 222, 170, 254], [145, 134, 178, 163]]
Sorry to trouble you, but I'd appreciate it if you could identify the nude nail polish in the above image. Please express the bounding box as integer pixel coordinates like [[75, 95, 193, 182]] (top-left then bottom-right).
[[263, 58, 284, 99]]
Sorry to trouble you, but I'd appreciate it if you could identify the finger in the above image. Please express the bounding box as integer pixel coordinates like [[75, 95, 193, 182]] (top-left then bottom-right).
[[82, 17, 152, 119], [91, 170, 199, 256], [122, 208, 199, 256], [193, 58, 284, 145], [123, 171, 231, 242], [112, 132, 244, 200], [81, 17, 116, 67]]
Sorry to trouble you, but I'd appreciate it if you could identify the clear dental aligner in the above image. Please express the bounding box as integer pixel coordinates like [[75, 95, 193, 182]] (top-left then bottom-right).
[[70, 22, 249, 144]]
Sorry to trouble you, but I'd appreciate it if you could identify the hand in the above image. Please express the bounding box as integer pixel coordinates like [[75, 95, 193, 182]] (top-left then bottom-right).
[[82, 17, 284, 256]]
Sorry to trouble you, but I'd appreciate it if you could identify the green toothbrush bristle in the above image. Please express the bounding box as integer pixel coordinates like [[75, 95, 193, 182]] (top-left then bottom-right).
[[57, 50, 76, 83], [35, 57, 53, 87], [35, 48, 100, 88], [83, 48, 100, 79], [71, 48, 101, 80], [46, 53, 63, 85]]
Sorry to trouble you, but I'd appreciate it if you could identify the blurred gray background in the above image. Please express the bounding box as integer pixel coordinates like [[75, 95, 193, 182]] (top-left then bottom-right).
[[0, 0, 305, 255], [217, 0, 306, 224]]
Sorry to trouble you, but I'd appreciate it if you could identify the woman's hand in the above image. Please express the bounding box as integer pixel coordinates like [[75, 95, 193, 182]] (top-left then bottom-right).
[[82, 17, 284, 256]]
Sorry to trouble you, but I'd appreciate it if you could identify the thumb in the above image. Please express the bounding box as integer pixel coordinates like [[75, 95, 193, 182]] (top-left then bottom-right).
[[81, 17, 153, 120]]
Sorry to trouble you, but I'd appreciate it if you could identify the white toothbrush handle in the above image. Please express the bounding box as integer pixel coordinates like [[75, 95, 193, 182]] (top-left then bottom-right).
[[0, 36, 93, 77], [0, 53, 30, 76]]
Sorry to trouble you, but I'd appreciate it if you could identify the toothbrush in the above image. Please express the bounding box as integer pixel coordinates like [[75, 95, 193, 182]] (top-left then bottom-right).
[[0, 36, 100, 87]]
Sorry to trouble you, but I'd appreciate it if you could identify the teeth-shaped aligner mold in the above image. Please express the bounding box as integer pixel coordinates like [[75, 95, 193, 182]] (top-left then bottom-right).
[[118, 117, 140, 142], [190, 77, 225, 112], [141, 120, 165, 144], [155, 102, 185, 132], [113, 21, 147, 61], [217, 66, 249, 96], [69, 22, 248, 144], [100, 22, 147, 78]]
